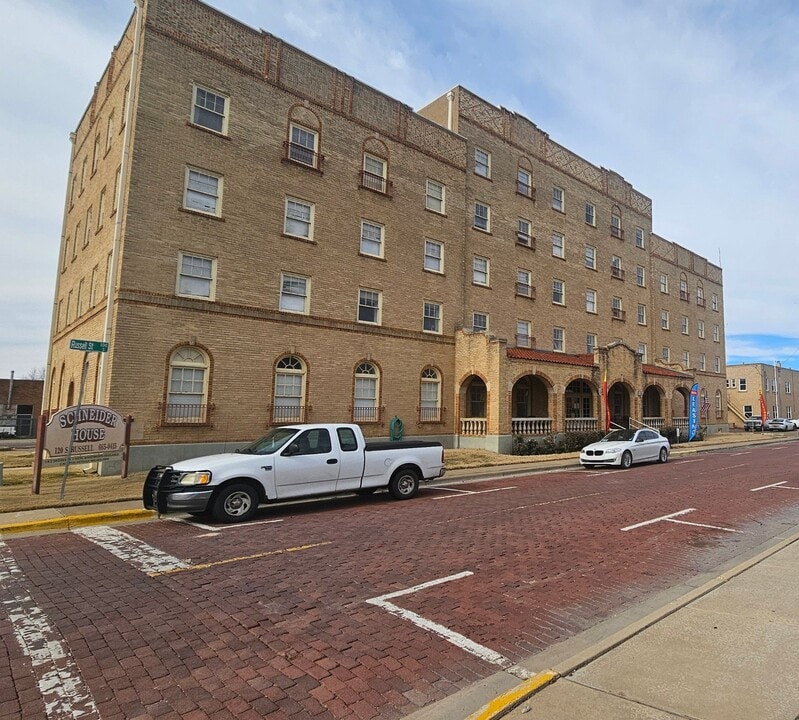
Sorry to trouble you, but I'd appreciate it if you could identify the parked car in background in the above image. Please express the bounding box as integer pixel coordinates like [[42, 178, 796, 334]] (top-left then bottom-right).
[[791, 419, 799, 430], [743, 416, 763, 431], [580, 428, 670, 469], [765, 418, 795, 432]]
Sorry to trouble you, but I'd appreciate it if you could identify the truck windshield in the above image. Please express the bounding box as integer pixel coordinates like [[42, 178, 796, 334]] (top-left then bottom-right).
[[238, 427, 298, 455]]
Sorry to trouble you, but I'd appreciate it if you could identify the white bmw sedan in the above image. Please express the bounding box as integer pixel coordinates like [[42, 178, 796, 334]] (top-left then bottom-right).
[[580, 428, 670, 469]]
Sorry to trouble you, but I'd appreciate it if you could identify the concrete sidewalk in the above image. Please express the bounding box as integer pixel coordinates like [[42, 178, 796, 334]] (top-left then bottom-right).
[[485, 528, 799, 720]]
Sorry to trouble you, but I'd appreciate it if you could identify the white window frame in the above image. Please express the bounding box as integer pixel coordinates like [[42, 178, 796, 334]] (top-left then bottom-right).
[[584, 245, 596, 269], [192, 84, 229, 134], [425, 179, 445, 213], [585, 202, 596, 226], [360, 220, 384, 258], [473, 202, 490, 232], [553, 279, 565, 305], [637, 303, 646, 325], [273, 356, 307, 423], [552, 186, 564, 212], [517, 168, 532, 197], [635, 227, 645, 248], [184, 167, 222, 216], [423, 239, 443, 273], [279, 273, 310, 314], [517, 320, 532, 348], [552, 233, 565, 258], [517, 218, 533, 246], [354, 362, 380, 423], [662, 347, 670, 362], [357, 288, 382, 325], [661, 310, 670, 330], [284, 197, 314, 240], [288, 123, 319, 167], [715, 356, 721, 373], [712, 293, 719, 311], [474, 147, 491, 178], [166, 347, 209, 423], [713, 324, 720, 342], [638, 343, 648, 363], [472, 256, 489, 286], [472, 312, 488, 333], [698, 320, 705, 338], [516, 269, 532, 297], [699, 353, 706, 370], [739, 378, 748, 391], [362, 153, 388, 192], [177, 252, 216, 300], [585, 289, 597, 314], [636, 265, 645, 287], [553, 327, 565, 352], [681, 315, 689, 335], [587, 333, 597, 354], [660, 273, 669, 294], [423, 301, 442, 334], [682, 350, 690, 367], [420, 368, 442, 421]]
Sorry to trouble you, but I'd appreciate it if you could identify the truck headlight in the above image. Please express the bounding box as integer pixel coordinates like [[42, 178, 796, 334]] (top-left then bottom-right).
[[177, 471, 212, 486]]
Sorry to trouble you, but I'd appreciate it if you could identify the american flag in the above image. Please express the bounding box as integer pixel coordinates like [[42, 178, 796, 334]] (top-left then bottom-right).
[[701, 401, 711, 415]]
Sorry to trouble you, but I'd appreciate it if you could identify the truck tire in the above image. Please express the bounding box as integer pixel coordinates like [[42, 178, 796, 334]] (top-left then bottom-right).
[[211, 483, 259, 523], [388, 467, 420, 500]]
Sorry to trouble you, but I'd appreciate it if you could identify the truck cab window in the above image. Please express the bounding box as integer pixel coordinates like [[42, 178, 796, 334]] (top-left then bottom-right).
[[336, 427, 358, 451]]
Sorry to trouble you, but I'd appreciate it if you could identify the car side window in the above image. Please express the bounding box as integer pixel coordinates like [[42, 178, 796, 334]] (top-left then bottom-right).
[[293, 429, 332, 455], [336, 427, 359, 452]]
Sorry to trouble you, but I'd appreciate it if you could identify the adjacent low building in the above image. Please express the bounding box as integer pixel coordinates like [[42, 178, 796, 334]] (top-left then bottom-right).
[[45, 0, 728, 469], [726, 362, 798, 426]]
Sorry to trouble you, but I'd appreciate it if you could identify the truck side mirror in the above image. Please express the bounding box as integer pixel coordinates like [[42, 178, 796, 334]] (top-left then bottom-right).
[[283, 443, 300, 456]]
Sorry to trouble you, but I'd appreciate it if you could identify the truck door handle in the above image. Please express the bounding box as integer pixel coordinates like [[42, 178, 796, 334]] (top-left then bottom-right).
[[326, 459, 338, 464], [261, 466, 272, 471]]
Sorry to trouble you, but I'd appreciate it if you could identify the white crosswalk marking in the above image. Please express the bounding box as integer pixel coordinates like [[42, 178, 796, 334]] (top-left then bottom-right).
[[0, 540, 100, 720], [74, 525, 191, 575]]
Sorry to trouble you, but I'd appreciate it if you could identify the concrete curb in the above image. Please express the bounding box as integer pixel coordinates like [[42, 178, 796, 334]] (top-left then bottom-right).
[[465, 527, 799, 719], [0, 508, 156, 536]]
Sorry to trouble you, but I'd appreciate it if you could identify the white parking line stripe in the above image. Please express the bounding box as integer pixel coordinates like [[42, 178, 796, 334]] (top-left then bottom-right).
[[167, 517, 284, 532], [74, 526, 191, 575], [751, 481, 788, 492], [0, 541, 100, 720], [432, 486, 516, 500], [666, 519, 742, 533], [435, 491, 607, 524], [366, 572, 530, 679], [621, 508, 696, 532]]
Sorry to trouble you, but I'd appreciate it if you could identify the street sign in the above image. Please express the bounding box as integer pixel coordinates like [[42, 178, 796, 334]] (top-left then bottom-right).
[[69, 339, 109, 352]]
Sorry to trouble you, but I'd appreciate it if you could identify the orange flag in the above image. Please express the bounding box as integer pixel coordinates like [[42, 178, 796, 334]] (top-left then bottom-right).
[[603, 370, 610, 429]]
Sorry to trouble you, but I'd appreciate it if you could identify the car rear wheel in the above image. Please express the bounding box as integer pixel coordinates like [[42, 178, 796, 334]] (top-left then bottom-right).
[[388, 468, 420, 499], [658, 447, 668, 463], [620, 451, 633, 469]]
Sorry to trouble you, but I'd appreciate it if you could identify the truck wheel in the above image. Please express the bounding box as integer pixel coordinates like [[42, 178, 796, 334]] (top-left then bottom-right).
[[212, 483, 258, 523], [620, 451, 633, 469], [388, 468, 420, 500]]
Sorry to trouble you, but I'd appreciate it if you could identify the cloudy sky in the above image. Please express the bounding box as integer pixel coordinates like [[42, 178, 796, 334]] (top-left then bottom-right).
[[3, 0, 799, 378]]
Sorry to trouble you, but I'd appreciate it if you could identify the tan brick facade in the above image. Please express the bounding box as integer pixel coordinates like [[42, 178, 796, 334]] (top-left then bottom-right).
[[46, 0, 728, 463], [726, 363, 799, 427]]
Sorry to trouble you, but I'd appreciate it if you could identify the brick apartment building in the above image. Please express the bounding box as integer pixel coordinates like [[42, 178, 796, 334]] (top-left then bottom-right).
[[45, 0, 728, 467], [726, 363, 799, 427]]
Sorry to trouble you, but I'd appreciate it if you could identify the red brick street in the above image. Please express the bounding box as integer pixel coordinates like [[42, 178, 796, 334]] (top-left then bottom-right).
[[2, 440, 798, 719]]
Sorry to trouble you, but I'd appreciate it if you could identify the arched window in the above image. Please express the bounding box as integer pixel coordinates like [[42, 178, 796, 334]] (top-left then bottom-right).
[[679, 273, 689, 301], [273, 355, 306, 423], [696, 281, 705, 307], [715, 389, 723, 417], [610, 205, 623, 239], [166, 347, 209, 423], [353, 362, 380, 423], [420, 367, 442, 422]]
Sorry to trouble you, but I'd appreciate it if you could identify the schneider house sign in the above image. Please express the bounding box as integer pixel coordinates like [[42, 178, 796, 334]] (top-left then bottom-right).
[[44, 404, 126, 458]]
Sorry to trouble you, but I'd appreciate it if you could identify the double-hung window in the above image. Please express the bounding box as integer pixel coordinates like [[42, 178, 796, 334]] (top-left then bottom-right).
[[360, 221, 384, 257], [584, 245, 596, 269], [472, 312, 488, 332], [635, 227, 645, 248], [357, 288, 381, 324], [517, 218, 533, 247], [192, 85, 228, 133], [636, 265, 645, 286], [279, 273, 309, 314], [517, 321, 532, 348], [426, 180, 445, 213], [362, 154, 388, 193], [474, 148, 491, 178], [288, 124, 319, 167], [553, 327, 565, 352], [661, 310, 670, 330], [552, 186, 564, 212], [284, 198, 314, 239], [516, 269, 532, 297], [473, 202, 490, 231], [637, 303, 646, 325], [184, 168, 222, 215], [472, 256, 489, 286], [585, 202, 596, 226], [517, 168, 533, 197], [177, 252, 215, 299], [423, 239, 443, 273], [423, 301, 442, 333], [585, 289, 597, 313], [552, 279, 565, 305], [551, 233, 565, 258]]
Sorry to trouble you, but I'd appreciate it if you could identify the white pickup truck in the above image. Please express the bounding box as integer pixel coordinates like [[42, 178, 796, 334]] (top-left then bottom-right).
[[143, 423, 445, 522]]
